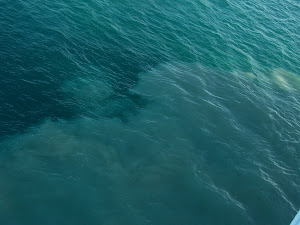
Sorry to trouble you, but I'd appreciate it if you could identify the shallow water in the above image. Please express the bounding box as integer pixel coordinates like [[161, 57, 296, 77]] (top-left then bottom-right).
[[0, 0, 299, 224]]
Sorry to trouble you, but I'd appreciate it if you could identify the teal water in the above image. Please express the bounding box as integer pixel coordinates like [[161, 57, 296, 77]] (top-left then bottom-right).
[[0, 0, 299, 224]]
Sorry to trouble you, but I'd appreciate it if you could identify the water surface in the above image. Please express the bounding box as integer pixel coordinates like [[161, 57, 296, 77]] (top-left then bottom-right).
[[0, 0, 299, 224]]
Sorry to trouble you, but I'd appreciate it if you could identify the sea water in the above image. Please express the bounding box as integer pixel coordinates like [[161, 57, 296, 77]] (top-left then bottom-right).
[[0, 0, 299, 224]]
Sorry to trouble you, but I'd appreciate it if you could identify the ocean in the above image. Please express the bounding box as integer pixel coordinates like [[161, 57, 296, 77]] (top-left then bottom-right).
[[0, 0, 299, 224]]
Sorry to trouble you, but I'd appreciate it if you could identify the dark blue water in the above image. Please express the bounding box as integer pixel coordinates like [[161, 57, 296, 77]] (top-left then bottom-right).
[[0, 0, 299, 224]]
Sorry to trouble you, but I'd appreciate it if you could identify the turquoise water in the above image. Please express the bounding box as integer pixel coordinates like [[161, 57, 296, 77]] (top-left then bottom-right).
[[0, 0, 299, 224]]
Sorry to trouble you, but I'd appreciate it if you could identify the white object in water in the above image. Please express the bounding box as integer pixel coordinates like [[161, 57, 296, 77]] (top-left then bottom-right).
[[291, 210, 300, 225]]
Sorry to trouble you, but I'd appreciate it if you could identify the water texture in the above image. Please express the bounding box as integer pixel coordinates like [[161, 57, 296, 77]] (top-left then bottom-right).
[[0, 0, 299, 224]]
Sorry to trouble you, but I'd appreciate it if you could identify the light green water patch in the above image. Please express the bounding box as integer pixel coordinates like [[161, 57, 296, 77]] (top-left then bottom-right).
[[271, 68, 300, 92], [0, 61, 299, 224], [244, 72, 257, 79]]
